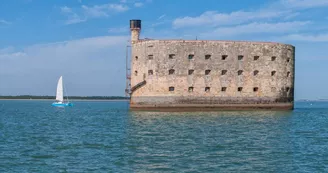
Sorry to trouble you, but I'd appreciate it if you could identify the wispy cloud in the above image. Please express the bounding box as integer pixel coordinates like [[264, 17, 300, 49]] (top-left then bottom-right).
[[60, 6, 86, 24], [82, 3, 129, 18], [148, 14, 167, 27], [172, 10, 294, 28], [108, 26, 128, 33], [60, 3, 129, 25], [134, 2, 143, 7], [279, 33, 328, 42], [0, 52, 26, 59], [0, 47, 15, 54], [283, 12, 300, 20], [280, 0, 328, 9], [0, 36, 128, 95], [82, 5, 109, 17], [171, 0, 328, 31], [157, 14, 166, 20], [61, 6, 72, 13], [0, 19, 11, 25], [0, 46, 26, 59], [201, 21, 310, 37], [168, 0, 327, 42]]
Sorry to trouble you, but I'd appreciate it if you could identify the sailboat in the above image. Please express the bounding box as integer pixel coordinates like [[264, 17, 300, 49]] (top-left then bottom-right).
[[52, 76, 73, 107]]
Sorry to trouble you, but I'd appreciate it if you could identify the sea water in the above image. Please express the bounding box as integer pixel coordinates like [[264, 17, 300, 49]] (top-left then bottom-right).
[[0, 100, 328, 172]]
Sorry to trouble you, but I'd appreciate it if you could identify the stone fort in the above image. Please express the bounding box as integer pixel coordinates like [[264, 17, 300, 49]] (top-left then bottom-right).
[[127, 19, 295, 111]]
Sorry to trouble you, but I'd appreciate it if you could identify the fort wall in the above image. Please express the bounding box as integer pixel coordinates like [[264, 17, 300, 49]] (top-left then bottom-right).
[[130, 39, 295, 110], [128, 20, 295, 110]]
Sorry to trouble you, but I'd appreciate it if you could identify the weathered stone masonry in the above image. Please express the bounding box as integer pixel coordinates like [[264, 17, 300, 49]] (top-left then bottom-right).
[[129, 20, 295, 110]]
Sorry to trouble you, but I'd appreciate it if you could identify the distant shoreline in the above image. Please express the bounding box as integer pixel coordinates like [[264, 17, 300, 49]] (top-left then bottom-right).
[[0, 96, 130, 101], [0, 99, 129, 101]]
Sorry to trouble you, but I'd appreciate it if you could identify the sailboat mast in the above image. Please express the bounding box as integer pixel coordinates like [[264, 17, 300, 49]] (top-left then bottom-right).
[[63, 77, 69, 102], [56, 76, 64, 102]]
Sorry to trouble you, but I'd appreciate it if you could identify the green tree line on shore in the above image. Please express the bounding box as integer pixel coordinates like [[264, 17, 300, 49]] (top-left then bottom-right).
[[0, 95, 129, 100]]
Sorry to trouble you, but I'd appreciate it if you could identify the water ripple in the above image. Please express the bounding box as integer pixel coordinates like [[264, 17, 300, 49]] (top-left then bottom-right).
[[1, 100, 328, 172]]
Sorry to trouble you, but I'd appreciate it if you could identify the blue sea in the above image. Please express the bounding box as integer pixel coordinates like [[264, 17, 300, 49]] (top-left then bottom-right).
[[1, 100, 328, 172]]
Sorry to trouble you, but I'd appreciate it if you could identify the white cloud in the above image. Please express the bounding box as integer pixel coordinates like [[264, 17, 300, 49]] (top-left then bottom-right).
[[172, 10, 294, 28], [60, 6, 86, 24], [157, 14, 166, 20], [280, 33, 328, 42], [60, 3, 129, 24], [168, 0, 328, 42], [60, 6, 72, 13], [284, 12, 301, 20], [147, 14, 167, 27], [151, 21, 165, 27], [65, 15, 86, 25], [280, 0, 328, 9], [82, 3, 129, 18], [172, 0, 328, 29], [0, 47, 27, 59], [0, 47, 15, 54], [82, 5, 109, 17], [202, 21, 310, 36], [108, 26, 128, 33], [0, 19, 11, 25], [134, 2, 143, 7], [0, 36, 129, 96], [109, 4, 129, 12], [0, 52, 26, 59]]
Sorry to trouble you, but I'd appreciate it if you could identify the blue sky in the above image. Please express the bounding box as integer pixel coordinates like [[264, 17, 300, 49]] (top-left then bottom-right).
[[0, 0, 328, 99]]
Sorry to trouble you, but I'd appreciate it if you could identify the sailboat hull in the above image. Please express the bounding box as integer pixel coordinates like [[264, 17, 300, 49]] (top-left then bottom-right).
[[52, 76, 73, 107], [52, 102, 73, 107]]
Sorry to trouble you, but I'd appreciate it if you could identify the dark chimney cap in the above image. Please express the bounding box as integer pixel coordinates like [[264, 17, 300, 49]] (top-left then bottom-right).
[[130, 19, 141, 29]]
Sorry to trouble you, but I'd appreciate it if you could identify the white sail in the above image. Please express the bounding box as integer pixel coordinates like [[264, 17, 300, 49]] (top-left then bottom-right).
[[56, 76, 64, 102]]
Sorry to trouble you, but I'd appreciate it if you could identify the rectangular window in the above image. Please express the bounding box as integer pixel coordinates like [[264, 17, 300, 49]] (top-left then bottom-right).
[[238, 87, 243, 92], [148, 70, 153, 75], [222, 55, 228, 60], [221, 87, 227, 92], [188, 54, 194, 60], [222, 70, 227, 75], [169, 87, 174, 91], [205, 70, 211, 75], [148, 55, 153, 60], [253, 87, 259, 92], [188, 69, 194, 75], [271, 56, 276, 61], [205, 54, 211, 60], [238, 55, 244, 60], [205, 87, 210, 92], [271, 71, 276, 76], [254, 56, 259, 60], [188, 87, 194, 92], [169, 54, 175, 59], [169, 69, 175, 75]]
